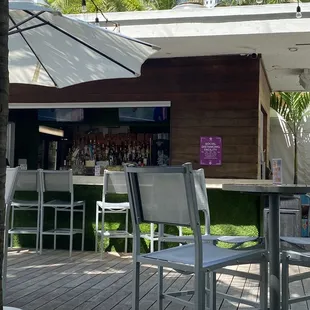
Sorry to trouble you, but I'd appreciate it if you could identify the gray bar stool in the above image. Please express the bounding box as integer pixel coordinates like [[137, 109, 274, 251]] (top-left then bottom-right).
[[39, 169, 85, 257]]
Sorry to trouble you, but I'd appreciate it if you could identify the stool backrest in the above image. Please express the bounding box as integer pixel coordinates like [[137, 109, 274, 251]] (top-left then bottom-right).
[[15, 170, 40, 192], [193, 168, 211, 234], [125, 163, 199, 228], [193, 169, 209, 211], [5, 167, 19, 205], [103, 170, 128, 195], [125, 163, 203, 271], [3, 168, 20, 300], [41, 170, 73, 193]]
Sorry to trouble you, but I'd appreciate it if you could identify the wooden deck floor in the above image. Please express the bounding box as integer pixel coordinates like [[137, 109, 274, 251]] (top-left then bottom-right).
[[4, 249, 310, 310]]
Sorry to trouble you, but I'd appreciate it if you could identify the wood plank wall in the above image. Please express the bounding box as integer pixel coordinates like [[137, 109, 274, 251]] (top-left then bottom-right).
[[169, 56, 260, 178], [9, 55, 261, 179]]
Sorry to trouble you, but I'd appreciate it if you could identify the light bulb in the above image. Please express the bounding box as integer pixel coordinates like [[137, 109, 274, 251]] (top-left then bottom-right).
[[256, 0, 263, 4], [81, 0, 87, 12], [296, 5, 302, 18], [95, 17, 100, 26]]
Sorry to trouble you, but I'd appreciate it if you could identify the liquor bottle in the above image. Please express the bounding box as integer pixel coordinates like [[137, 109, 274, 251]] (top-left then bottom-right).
[[119, 147, 123, 165], [89, 139, 93, 161], [96, 141, 101, 161], [109, 146, 114, 166], [143, 151, 148, 166], [145, 144, 150, 166], [67, 148, 72, 168], [105, 142, 109, 162], [128, 142, 132, 162], [101, 143, 105, 161], [132, 142, 136, 162], [84, 137, 89, 161], [93, 138, 96, 161]]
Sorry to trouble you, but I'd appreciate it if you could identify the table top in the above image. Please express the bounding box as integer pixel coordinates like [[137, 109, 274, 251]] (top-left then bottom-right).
[[222, 184, 310, 194], [72, 175, 273, 189]]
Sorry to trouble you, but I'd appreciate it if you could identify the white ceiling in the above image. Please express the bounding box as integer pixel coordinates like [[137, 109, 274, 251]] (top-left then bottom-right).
[[68, 3, 310, 92]]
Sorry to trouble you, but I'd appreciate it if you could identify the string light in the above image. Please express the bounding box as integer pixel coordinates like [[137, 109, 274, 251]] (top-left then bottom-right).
[[81, 0, 120, 31], [95, 8, 100, 26], [296, 0, 302, 18], [81, 0, 87, 13]]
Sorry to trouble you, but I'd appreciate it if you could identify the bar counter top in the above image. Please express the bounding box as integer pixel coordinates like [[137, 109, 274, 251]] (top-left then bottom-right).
[[73, 175, 273, 189]]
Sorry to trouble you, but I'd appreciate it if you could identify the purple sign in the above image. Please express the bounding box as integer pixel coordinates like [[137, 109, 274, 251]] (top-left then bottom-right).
[[200, 136, 222, 166]]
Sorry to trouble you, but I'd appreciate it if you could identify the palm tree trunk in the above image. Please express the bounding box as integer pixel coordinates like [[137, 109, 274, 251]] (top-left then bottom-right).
[[0, 1, 10, 308], [294, 133, 298, 184]]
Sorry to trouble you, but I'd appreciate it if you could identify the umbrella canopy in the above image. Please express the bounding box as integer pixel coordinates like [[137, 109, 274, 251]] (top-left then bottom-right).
[[8, 0, 160, 88]]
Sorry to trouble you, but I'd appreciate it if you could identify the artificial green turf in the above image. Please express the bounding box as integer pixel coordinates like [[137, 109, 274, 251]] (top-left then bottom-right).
[[11, 187, 261, 253]]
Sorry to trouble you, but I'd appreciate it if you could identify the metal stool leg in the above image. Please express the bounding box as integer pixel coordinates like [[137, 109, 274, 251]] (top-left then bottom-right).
[[39, 206, 44, 255], [150, 223, 155, 253], [260, 254, 268, 310], [69, 206, 73, 258], [100, 208, 105, 260], [282, 253, 290, 310], [10, 206, 15, 249], [95, 203, 99, 253], [209, 271, 216, 310], [81, 204, 85, 251], [36, 205, 40, 253], [194, 269, 206, 310], [125, 208, 129, 253], [54, 208, 57, 250]]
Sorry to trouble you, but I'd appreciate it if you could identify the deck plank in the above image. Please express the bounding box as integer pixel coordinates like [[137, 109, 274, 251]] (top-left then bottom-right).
[[165, 273, 194, 310], [300, 266, 310, 310], [5, 251, 97, 305], [290, 265, 308, 310], [4, 249, 310, 310], [92, 266, 156, 310], [15, 253, 121, 310], [220, 264, 247, 310], [238, 263, 260, 309], [139, 269, 184, 310], [7, 250, 80, 288], [33, 255, 131, 310], [57, 264, 153, 310], [215, 265, 238, 309]]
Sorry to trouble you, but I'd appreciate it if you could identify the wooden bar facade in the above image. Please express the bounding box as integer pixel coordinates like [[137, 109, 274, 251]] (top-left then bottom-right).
[[9, 55, 269, 179]]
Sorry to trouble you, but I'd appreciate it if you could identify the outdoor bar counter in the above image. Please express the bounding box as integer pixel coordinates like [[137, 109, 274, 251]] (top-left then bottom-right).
[[71, 176, 270, 250], [73, 175, 272, 189], [12, 175, 270, 253]]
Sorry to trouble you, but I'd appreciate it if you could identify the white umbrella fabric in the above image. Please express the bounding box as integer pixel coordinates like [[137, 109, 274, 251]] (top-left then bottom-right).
[[8, 0, 160, 88]]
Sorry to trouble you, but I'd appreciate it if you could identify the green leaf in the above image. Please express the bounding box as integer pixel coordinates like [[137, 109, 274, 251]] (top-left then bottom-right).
[[270, 92, 310, 134]]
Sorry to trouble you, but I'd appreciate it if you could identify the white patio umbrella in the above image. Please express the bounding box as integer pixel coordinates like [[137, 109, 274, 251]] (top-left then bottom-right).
[[3, 3, 159, 308], [8, 0, 160, 88]]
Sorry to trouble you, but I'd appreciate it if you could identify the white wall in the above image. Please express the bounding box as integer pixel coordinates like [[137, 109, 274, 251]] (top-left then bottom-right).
[[270, 110, 310, 184]]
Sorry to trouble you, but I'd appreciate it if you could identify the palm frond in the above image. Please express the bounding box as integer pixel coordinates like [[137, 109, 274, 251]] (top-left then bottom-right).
[[271, 92, 310, 133], [270, 92, 290, 122], [270, 92, 310, 126]]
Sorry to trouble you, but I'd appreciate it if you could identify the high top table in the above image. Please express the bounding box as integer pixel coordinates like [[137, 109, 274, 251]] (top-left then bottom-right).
[[222, 184, 310, 310]]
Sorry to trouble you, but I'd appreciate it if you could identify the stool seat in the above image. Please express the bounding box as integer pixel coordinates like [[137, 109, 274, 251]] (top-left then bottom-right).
[[43, 199, 85, 207], [96, 201, 130, 210], [12, 199, 39, 206]]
